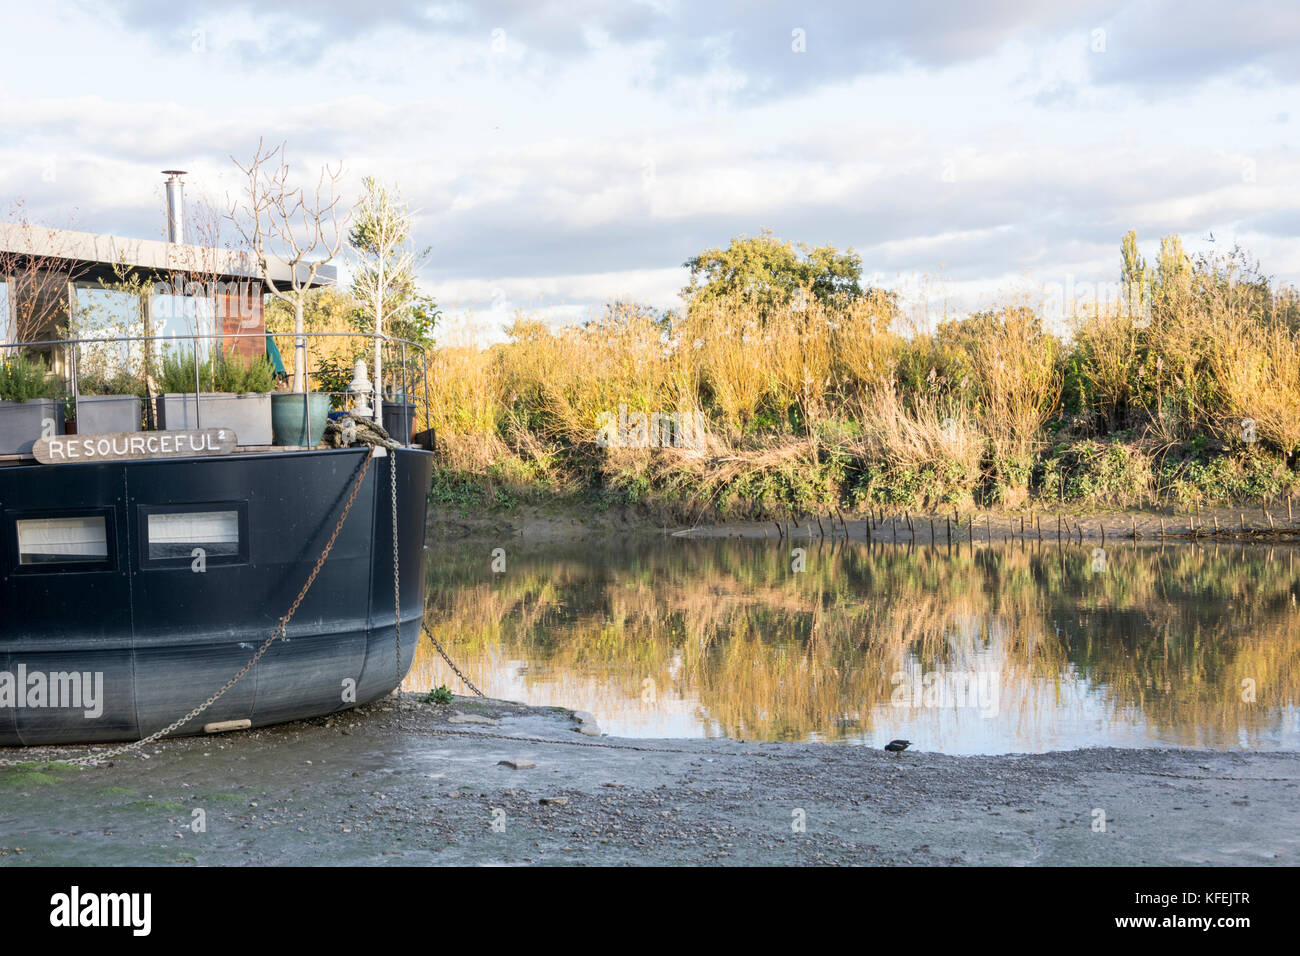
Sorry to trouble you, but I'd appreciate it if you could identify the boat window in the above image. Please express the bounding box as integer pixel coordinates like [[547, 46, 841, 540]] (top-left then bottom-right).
[[16, 515, 109, 565], [138, 503, 248, 568], [146, 510, 239, 560]]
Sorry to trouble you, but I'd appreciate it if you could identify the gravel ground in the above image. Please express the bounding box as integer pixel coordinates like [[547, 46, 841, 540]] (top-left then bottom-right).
[[2, 695, 1296, 866]]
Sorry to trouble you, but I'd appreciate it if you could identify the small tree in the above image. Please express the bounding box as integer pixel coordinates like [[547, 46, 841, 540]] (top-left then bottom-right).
[[230, 139, 346, 393], [0, 202, 87, 346], [348, 176, 428, 421]]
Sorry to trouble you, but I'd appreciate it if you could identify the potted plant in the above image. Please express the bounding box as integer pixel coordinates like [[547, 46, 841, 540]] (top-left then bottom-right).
[[156, 348, 275, 446], [0, 352, 65, 454], [270, 388, 331, 447], [73, 367, 145, 436]]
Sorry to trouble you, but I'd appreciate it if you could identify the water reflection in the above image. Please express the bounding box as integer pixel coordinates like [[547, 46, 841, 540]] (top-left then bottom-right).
[[406, 537, 1300, 754]]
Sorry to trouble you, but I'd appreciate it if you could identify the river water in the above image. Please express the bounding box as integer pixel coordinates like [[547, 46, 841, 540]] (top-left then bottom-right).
[[405, 537, 1300, 754]]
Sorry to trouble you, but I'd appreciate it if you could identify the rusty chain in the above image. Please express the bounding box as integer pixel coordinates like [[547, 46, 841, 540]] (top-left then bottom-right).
[[420, 623, 486, 697], [391, 447, 402, 688]]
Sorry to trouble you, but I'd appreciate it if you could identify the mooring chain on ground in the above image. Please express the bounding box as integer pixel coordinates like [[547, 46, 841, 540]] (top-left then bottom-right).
[[421, 623, 486, 698], [391, 446, 402, 688], [0, 445, 379, 769]]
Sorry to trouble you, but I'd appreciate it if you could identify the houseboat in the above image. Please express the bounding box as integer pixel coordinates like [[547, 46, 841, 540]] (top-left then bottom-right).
[[0, 175, 433, 746]]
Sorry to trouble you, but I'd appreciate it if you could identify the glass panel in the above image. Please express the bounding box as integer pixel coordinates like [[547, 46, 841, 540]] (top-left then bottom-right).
[[151, 293, 217, 360], [0, 280, 11, 344], [146, 510, 239, 560], [72, 286, 144, 388], [17, 516, 108, 565]]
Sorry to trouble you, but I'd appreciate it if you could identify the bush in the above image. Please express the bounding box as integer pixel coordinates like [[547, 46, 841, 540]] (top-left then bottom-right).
[[1036, 440, 1153, 504], [160, 348, 276, 394], [78, 367, 146, 397], [0, 352, 60, 402]]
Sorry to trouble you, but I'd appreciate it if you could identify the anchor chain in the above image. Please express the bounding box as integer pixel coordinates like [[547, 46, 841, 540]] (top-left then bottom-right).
[[391, 443, 402, 687]]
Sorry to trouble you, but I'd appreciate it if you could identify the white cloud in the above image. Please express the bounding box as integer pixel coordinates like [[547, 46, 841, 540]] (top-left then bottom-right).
[[0, 0, 1297, 347]]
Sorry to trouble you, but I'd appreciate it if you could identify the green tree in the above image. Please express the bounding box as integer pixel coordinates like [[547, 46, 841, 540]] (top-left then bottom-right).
[[1120, 229, 1148, 317], [682, 229, 872, 313]]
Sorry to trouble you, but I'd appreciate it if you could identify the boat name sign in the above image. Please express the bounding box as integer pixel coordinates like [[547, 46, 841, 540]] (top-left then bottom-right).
[[34, 429, 238, 464]]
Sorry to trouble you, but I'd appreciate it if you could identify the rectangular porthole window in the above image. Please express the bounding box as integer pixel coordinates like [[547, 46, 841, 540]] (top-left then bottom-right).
[[16, 515, 109, 566], [147, 510, 238, 560], [138, 503, 248, 569]]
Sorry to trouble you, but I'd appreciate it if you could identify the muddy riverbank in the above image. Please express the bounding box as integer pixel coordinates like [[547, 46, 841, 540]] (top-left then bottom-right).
[[430, 502, 1300, 545], [3, 696, 1296, 866]]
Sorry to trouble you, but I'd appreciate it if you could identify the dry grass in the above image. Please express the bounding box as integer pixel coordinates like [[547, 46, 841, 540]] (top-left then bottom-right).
[[424, 255, 1299, 512], [1210, 319, 1300, 455]]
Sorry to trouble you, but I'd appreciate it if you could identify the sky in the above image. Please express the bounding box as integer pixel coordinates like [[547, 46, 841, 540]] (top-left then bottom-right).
[[1, 0, 1298, 341]]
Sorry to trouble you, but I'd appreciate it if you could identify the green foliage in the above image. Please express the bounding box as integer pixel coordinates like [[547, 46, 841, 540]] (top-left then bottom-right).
[[160, 349, 276, 394], [77, 366, 146, 397], [0, 352, 60, 402], [159, 350, 212, 394], [213, 351, 276, 394], [1158, 447, 1300, 505], [1036, 440, 1152, 504], [683, 229, 888, 314], [852, 459, 975, 508], [312, 355, 356, 409], [422, 685, 454, 705]]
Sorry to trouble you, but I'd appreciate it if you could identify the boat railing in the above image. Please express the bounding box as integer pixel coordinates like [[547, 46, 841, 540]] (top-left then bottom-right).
[[0, 329, 434, 451]]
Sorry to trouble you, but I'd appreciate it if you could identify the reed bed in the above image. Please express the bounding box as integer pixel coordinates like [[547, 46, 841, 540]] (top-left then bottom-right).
[[422, 244, 1300, 515]]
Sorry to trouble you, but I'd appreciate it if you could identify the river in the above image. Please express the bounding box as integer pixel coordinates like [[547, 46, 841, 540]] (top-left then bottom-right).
[[407, 536, 1300, 754]]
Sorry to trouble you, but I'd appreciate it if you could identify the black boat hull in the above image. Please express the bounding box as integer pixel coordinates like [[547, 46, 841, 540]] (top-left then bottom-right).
[[0, 446, 433, 746]]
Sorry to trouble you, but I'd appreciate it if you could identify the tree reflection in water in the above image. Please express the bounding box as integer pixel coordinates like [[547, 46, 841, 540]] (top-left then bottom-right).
[[407, 538, 1300, 753]]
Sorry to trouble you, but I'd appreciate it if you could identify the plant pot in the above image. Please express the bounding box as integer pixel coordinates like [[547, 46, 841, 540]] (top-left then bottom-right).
[[76, 395, 143, 436], [271, 392, 331, 447], [0, 399, 65, 455], [158, 393, 272, 446], [382, 402, 417, 446]]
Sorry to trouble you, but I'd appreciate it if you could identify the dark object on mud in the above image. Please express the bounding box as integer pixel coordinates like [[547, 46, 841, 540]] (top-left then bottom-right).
[[884, 739, 911, 753]]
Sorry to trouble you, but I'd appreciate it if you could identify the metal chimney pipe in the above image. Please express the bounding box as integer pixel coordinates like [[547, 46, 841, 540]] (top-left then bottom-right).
[[162, 170, 187, 244]]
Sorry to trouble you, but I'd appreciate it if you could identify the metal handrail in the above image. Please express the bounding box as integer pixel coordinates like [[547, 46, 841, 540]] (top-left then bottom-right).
[[1, 329, 432, 449]]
